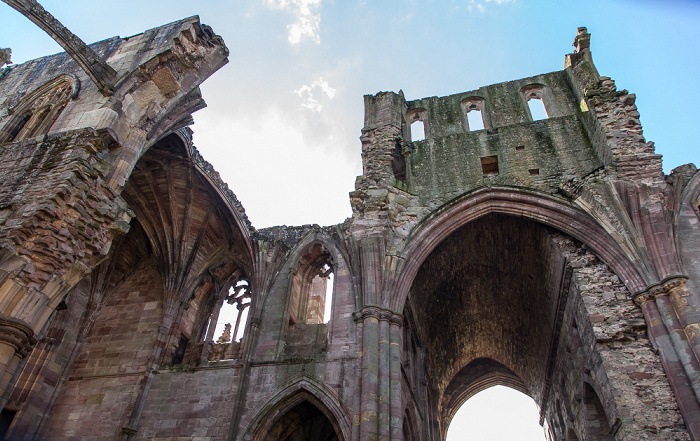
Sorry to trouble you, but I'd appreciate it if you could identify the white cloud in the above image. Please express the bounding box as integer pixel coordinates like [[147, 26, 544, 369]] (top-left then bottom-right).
[[293, 77, 336, 112], [466, 0, 514, 13], [266, 0, 322, 45]]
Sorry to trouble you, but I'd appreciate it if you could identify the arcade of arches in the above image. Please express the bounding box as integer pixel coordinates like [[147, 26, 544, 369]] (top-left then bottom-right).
[[0, 6, 698, 441]]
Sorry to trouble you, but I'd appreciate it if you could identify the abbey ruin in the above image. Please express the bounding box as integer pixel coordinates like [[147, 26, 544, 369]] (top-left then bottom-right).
[[0, 2, 698, 440]]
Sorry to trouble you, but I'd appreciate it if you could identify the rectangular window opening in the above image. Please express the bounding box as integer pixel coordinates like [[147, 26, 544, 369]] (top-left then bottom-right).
[[480, 156, 499, 176], [467, 109, 485, 131], [515, 145, 525, 151], [529, 168, 540, 175]]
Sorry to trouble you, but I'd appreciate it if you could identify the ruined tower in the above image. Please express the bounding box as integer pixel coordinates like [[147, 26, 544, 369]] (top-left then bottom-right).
[[0, 5, 698, 441]]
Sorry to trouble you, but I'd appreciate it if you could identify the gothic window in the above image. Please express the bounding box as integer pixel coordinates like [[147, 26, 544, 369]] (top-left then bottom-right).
[[461, 97, 488, 131], [521, 84, 550, 121], [0, 74, 79, 144], [205, 279, 251, 343], [289, 244, 334, 326]]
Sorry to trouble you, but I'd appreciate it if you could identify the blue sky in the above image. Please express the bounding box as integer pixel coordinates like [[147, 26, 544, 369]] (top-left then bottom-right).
[[2, 1, 698, 439], [2, 0, 699, 229]]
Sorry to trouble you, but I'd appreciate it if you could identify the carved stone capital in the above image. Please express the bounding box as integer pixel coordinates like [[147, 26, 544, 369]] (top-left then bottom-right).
[[353, 306, 403, 327], [634, 276, 689, 306], [0, 316, 37, 358]]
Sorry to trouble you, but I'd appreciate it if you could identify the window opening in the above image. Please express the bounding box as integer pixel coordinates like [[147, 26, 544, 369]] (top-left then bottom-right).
[[323, 271, 334, 323], [516, 145, 525, 151], [392, 141, 407, 182], [529, 169, 540, 175], [480, 156, 499, 176], [527, 97, 548, 121], [307, 263, 333, 324], [289, 244, 334, 326], [411, 120, 425, 141], [206, 279, 251, 343], [446, 386, 546, 441], [467, 109, 485, 131], [172, 335, 189, 364]]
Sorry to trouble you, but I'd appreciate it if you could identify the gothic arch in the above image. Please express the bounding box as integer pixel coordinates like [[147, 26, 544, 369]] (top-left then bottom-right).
[[389, 187, 647, 312], [440, 358, 530, 433], [242, 376, 352, 441], [284, 230, 358, 321], [0, 74, 79, 143]]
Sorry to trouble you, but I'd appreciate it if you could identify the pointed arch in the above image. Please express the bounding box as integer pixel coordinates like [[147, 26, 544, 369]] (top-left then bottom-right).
[[242, 376, 352, 441], [0, 74, 79, 143], [284, 229, 358, 323], [389, 187, 648, 312]]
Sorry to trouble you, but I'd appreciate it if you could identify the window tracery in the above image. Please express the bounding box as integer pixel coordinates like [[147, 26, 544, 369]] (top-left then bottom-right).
[[0, 74, 79, 143]]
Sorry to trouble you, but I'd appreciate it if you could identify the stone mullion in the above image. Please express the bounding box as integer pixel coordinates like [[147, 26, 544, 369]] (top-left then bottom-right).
[[378, 316, 390, 441], [388, 317, 403, 441], [637, 296, 700, 439]]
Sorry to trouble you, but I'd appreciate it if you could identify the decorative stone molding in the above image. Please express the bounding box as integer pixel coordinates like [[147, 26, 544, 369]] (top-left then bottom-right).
[[633, 276, 689, 306], [353, 306, 403, 326], [0, 316, 37, 358]]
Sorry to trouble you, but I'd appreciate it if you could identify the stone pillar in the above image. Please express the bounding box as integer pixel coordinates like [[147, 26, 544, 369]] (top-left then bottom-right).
[[356, 307, 380, 441], [636, 290, 700, 439], [378, 315, 390, 441], [0, 316, 35, 402], [666, 279, 700, 365], [388, 314, 403, 441], [355, 307, 404, 441]]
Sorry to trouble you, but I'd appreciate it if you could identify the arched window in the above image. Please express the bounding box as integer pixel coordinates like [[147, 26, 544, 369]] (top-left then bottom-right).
[[461, 97, 488, 131], [289, 244, 334, 326], [0, 74, 78, 143], [200, 276, 251, 362], [521, 84, 550, 121], [408, 109, 427, 142]]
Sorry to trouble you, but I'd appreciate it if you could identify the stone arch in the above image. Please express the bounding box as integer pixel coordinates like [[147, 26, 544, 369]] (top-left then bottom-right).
[[520, 82, 551, 120], [285, 230, 358, 323], [407, 108, 428, 141], [440, 358, 530, 434], [582, 382, 614, 440], [389, 187, 647, 312], [0, 74, 79, 144], [460, 96, 489, 131], [242, 376, 352, 441], [403, 398, 422, 441]]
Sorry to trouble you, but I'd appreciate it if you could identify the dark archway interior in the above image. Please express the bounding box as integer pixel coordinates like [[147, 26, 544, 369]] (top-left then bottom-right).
[[264, 401, 340, 441], [406, 214, 570, 429]]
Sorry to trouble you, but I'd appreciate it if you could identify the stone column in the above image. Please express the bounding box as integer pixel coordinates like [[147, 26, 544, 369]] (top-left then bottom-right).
[[356, 307, 380, 441], [636, 291, 700, 439], [666, 279, 700, 365], [355, 307, 404, 441], [378, 314, 390, 441], [388, 313, 403, 441], [0, 317, 35, 401]]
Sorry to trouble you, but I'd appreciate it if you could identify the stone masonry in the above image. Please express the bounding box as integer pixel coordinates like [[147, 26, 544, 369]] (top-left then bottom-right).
[[0, 6, 698, 441]]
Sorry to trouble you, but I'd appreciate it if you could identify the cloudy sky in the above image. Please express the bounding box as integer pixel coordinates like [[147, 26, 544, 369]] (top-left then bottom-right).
[[2, 1, 699, 439]]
